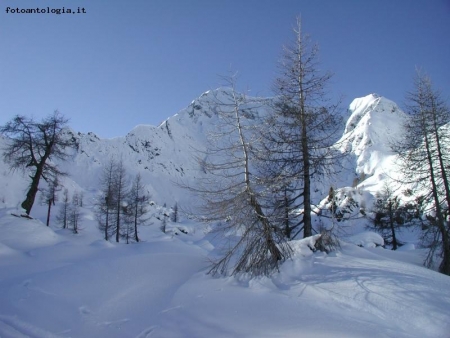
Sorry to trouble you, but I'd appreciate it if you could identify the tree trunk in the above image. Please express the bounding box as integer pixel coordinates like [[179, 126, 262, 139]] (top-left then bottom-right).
[[104, 196, 110, 241], [284, 188, 291, 239], [105, 208, 109, 240], [249, 190, 283, 262], [388, 201, 398, 250], [116, 188, 121, 243], [21, 164, 44, 215], [301, 117, 312, 238], [46, 199, 52, 226], [440, 240, 450, 275], [134, 205, 139, 242], [234, 90, 283, 263], [434, 129, 450, 212], [116, 203, 120, 243], [430, 93, 450, 213], [424, 132, 450, 275]]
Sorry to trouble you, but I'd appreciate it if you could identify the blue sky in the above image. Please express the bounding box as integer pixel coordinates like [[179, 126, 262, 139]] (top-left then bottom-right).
[[1, 0, 449, 138]]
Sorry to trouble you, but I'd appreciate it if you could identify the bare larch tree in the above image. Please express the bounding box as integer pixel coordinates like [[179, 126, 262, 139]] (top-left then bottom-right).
[[261, 17, 342, 239], [392, 70, 450, 275], [187, 75, 292, 276], [0, 111, 73, 215]]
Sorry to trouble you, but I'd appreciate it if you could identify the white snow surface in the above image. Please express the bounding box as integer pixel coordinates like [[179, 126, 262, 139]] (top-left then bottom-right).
[[347, 231, 384, 248], [0, 90, 449, 337], [337, 93, 405, 178], [0, 211, 448, 338]]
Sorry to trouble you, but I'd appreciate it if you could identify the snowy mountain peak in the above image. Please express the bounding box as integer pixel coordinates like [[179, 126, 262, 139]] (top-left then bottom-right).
[[347, 93, 380, 115], [345, 94, 400, 134], [338, 94, 406, 176], [1, 90, 404, 209]]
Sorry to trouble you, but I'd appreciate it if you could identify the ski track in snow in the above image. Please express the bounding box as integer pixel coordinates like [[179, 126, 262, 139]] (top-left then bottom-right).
[[0, 315, 63, 338], [135, 326, 157, 338]]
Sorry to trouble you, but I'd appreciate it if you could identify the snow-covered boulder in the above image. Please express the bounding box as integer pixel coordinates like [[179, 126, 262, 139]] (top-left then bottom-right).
[[347, 231, 384, 248]]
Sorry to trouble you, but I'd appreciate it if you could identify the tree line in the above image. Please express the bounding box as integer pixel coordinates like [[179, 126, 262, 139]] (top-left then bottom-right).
[[0, 111, 152, 242], [95, 158, 150, 243]]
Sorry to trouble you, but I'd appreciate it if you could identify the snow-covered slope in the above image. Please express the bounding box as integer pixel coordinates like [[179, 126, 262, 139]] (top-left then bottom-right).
[[308, 94, 408, 227], [337, 93, 405, 178], [0, 89, 238, 208], [0, 91, 406, 212], [0, 213, 448, 338], [54, 88, 270, 209]]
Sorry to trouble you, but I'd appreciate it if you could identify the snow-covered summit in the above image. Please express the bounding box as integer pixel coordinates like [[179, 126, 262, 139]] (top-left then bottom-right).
[[337, 94, 406, 176], [0, 88, 272, 208], [0, 90, 409, 209]]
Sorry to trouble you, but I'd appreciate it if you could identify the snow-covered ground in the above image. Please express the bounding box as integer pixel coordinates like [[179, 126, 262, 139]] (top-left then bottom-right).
[[0, 207, 448, 338], [1, 91, 449, 337]]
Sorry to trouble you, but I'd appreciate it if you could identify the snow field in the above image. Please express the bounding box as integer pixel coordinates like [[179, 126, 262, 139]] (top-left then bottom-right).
[[0, 211, 448, 337]]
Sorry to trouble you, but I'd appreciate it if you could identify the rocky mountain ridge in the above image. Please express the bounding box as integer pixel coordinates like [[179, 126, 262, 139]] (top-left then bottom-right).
[[0, 89, 417, 219]]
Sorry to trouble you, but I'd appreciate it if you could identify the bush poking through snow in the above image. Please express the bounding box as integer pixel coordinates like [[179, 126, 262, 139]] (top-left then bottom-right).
[[314, 230, 341, 253]]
